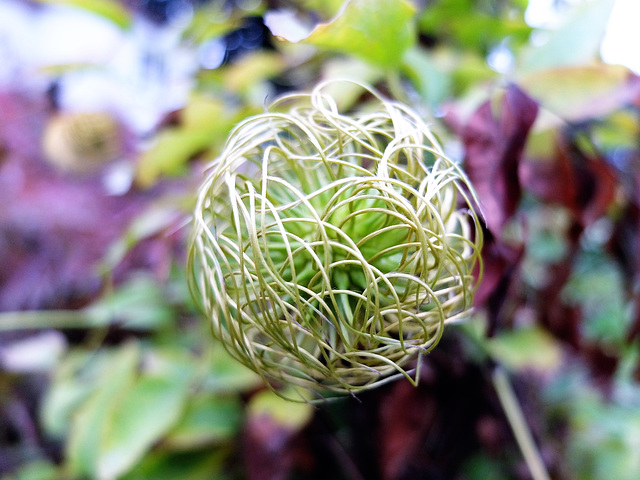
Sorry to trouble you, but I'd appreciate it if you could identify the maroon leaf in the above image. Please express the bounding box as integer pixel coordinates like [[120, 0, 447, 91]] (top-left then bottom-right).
[[378, 374, 438, 480], [474, 228, 525, 336], [243, 391, 313, 480], [521, 138, 618, 227], [520, 135, 621, 351], [608, 170, 640, 343], [538, 257, 583, 349], [627, 298, 640, 346], [376, 343, 508, 480], [462, 84, 539, 234], [582, 343, 619, 394], [608, 201, 640, 286], [519, 137, 576, 208], [244, 414, 299, 480]]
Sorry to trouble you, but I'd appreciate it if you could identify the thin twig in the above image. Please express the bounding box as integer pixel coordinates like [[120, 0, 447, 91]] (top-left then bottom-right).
[[492, 366, 551, 480]]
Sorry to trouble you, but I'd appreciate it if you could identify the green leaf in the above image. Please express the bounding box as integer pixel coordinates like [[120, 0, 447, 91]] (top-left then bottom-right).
[[34, 0, 132, 28], [525, 206, 572, 265], [567, 389, 640, 480], [593, 110, 640, 151], [120, 450, 230, 480], [519, 0, 616, 73], [42, 350, 123, 438], [418, 0, 530, 52], [164, 395, 243, 449], [461, 454, 509, 480], [303, 0, 417, 68], [302, 0, 345, 18], [319, 57, 384, 110], [450, 51, 496, 93], [488, 327, 562, 372], [221, 51, 286, 94], [180, 96, 226, 131], [67, 343, 140, 478], [402, 47, 452, 108], [183, 4, 239, 44], [65, 345, 195, 480], [42, 373, 93, 438], [136, 96, 235, 188], [88, 275, 176, 330], [247, 389, 313, 430], [97, 365, 192, 479], [518, 64, 631, 122], [136, 129, 215, 188], [202, 345, 261, 394], [562, 252, 629, 346]]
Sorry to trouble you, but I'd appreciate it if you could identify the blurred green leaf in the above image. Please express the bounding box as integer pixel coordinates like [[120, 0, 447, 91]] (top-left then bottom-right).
[[164, 395, 243, 449], [34, 0, 131, 28], [403, 47, 452, 108], [418, 0, 530, 52], [519, 64, 631, 122], [136, 131, 213, 188], [120, 450, 230, 480], [136, 96, 236, 188], [42, 371, 93, 438], [88, 275, 176, 330], [461, 454, 509, 480], [65, 345, 195, 480], [247, 389, 313, 429], [562, 252, 629, 346], [42, 350, 121, 438], [67, 343, 140, 478], [97, 361, 192, 479], [303, 0, 416, 68], [42, 379, 91, 436], [543, 362, 640, 480], [569, 390, 640, 480], [319, 57, 384, 110], [222, 51, 286, 95], [592, 110, 640, 151], [519, 0, 616, 73], [301, 0, 345, 18], [525, 206, 572, 264], [202, 345, 261, 394], [524, 123, 559, 159], [450, 51, 496, 93], [488, 327, 563, 372], [183, 4, 239, 44]]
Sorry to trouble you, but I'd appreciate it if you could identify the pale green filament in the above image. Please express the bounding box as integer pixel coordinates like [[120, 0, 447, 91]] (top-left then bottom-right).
[[187, 80, 483, 400]]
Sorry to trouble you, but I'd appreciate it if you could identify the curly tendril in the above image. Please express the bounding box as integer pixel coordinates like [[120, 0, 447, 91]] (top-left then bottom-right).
[[187, 80, 483, 400]]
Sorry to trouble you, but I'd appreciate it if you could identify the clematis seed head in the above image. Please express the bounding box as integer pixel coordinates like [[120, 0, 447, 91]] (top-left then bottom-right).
[[187, 80, 483, 400]]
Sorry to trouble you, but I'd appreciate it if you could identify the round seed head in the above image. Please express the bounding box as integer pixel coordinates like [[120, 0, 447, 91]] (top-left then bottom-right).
[[188, 81, 483, 399]]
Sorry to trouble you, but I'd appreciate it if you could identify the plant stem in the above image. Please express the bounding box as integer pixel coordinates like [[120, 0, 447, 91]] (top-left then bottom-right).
[[492, 366, 551, 480], [0, 309, 95, 331]]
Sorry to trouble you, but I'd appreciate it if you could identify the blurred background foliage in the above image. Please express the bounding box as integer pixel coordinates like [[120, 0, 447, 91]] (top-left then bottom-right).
[[1, 0, 640, 478]]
